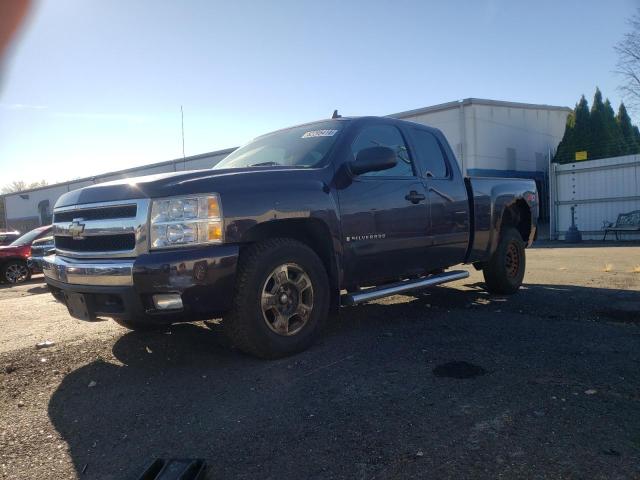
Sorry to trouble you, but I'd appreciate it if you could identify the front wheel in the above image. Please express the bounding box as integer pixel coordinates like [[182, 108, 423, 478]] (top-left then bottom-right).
[[2, 260, 31, 284], [224, 238, 329, 359], [482, 227, 526, 294]]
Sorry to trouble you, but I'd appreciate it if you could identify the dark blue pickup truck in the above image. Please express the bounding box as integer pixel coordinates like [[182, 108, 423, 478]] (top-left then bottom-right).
[[43, 116, 538, 358]]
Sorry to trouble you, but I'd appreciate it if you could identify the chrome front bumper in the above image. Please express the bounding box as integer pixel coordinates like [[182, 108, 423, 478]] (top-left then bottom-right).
[[42, 255, 134, 286]]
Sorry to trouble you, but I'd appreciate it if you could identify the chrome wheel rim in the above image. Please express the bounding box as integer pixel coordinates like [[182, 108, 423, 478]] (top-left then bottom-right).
[[6, 263, 29, 284], [261, 263, 313, 336]]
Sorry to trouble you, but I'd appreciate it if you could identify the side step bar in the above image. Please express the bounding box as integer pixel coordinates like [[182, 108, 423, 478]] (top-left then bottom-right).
[[341, 270, 470, 306]]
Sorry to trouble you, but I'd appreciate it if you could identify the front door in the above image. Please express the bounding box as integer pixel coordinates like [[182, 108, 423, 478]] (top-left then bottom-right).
[[337, 124, 430, 286]]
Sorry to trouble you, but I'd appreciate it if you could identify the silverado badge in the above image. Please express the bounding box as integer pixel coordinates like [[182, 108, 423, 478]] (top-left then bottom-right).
[[346, 233, 386, 242], [68, 220, 86, 240]]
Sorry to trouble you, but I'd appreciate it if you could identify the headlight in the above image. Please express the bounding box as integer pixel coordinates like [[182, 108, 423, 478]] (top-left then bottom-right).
[[149, 194, 223, 249]]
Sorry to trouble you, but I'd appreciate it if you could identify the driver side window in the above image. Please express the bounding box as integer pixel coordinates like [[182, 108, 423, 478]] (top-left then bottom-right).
[[351, 125, 414, 177]]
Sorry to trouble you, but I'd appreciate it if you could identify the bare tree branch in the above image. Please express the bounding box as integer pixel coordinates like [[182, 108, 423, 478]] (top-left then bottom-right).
[[616, 9, 640, 115], [1, 180, 48, 194]]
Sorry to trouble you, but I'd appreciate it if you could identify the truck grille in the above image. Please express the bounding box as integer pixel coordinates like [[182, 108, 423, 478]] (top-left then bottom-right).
[[55, 234, 136, 252], [53, 199, 150, 259], [53, 205, 137, 223]]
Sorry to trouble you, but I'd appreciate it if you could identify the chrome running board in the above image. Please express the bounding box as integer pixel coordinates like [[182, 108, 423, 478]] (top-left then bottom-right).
[[341, 270, 469, 306]]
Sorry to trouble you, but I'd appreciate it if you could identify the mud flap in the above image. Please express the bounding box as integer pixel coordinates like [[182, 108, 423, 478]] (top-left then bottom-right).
[[137, 459, 206, 480]]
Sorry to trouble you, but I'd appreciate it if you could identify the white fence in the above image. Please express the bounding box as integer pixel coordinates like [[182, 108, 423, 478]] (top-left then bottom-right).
[[550, 154, 640, 240]]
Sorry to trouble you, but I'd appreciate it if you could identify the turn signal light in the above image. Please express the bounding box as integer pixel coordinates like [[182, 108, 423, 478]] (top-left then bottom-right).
[[208, 223, 223, 242], [208, 197, 221, 218]]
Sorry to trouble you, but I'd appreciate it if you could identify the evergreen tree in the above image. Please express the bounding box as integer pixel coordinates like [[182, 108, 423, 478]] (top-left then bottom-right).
[[554, 111, 575, 163], [573, 95, 591, 157], [554, 95, 589, 163], [604, 99, 621, 157], [616, 102, 638, 154], [554, 89, 640, 163], [589, 87, 608, 159], [633, 125, 640, 146]]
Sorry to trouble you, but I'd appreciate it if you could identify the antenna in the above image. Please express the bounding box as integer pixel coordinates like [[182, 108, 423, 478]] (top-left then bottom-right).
[[181, 105, 186, 170], [332, 109, 341, 119]]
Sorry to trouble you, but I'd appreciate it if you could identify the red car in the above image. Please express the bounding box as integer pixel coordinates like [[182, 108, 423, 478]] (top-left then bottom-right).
[[0, 225, 52, 284]]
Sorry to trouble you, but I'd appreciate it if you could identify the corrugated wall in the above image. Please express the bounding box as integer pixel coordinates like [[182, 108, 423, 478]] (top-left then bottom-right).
[[550, 155, 640, 240]]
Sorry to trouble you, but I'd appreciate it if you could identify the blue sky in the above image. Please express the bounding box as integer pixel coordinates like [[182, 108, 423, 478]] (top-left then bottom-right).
[[0, 0, 636, 185]]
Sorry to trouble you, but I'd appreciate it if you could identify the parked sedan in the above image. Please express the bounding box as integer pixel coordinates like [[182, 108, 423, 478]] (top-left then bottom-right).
[[0, 225, 52, 284]]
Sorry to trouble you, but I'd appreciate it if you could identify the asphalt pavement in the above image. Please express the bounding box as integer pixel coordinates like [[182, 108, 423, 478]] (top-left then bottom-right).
[[0, 245, 639, 479]]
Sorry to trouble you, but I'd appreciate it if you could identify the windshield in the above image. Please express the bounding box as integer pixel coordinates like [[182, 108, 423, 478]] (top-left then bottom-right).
[[214, 121, 344, 170], [10, 228, 46, 246]]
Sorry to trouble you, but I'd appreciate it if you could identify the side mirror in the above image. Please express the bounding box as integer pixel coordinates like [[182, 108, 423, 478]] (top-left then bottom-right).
[[349, 146, 397, 176]]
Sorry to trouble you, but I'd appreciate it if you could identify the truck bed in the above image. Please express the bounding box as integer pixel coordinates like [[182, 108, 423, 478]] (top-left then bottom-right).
[[465, 176, 539, 264]]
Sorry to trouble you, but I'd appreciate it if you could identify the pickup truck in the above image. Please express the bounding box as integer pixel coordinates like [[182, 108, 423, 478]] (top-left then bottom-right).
[[43, 116, 538, 358]]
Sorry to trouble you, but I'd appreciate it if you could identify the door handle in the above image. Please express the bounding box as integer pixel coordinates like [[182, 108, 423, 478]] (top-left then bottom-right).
[[405, 190, 426, 204]]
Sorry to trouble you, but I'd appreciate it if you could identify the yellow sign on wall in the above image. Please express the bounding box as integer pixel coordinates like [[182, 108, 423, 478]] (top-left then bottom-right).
[[575, 151, 588, 161]]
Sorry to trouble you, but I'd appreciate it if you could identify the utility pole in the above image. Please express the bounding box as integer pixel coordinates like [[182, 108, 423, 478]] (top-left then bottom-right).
[[181, 105, 186, 170]]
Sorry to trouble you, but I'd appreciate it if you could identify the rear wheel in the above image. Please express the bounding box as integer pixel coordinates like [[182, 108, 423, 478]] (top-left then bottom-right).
[[224, 238, 329, 359], [1, 260, 31, 284], [483, 227, 526, 294]]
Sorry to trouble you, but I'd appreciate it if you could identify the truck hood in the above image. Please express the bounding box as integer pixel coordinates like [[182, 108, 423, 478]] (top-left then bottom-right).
[[54, 166, 309, 208]]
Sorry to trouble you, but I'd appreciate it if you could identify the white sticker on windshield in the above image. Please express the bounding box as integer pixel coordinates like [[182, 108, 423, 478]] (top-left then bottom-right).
[[301, 129, 338, 138]]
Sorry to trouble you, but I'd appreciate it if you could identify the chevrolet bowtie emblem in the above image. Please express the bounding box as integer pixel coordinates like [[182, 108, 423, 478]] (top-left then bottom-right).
[[68, 220, 86, 239]]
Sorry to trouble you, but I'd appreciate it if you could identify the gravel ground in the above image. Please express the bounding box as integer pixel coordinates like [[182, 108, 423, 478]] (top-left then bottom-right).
[[0, 245, 639, 479]]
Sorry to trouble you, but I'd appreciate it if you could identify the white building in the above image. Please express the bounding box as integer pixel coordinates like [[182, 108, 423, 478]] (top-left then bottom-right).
[[391, 98, 571, 218], [2, 98, 570, 232], [392, 98, 570, 176]]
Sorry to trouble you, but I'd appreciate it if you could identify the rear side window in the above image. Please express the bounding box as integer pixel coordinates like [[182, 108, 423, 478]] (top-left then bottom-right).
[[9, 228, 46, 246], [351, 125, 414, 177], [411, 129, 449, 178]]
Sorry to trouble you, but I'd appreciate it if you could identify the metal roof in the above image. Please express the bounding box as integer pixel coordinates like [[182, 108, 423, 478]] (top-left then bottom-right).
[[389, 98, 572, 119]]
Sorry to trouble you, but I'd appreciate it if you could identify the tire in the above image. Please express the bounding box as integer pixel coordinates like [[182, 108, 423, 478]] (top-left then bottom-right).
[[1, 260, 31, 284], [224, 238, 330, 359], [113, 317, 168, 332], [483, 227, 526, 295]]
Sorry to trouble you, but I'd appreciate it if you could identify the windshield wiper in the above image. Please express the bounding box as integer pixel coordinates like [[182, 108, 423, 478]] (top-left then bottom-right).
[[248, 161, 281, 167]]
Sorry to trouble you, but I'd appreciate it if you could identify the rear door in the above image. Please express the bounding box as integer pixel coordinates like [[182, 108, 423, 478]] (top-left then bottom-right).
[[337, 123, 430, 285], [408, 128, 470, 269]]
